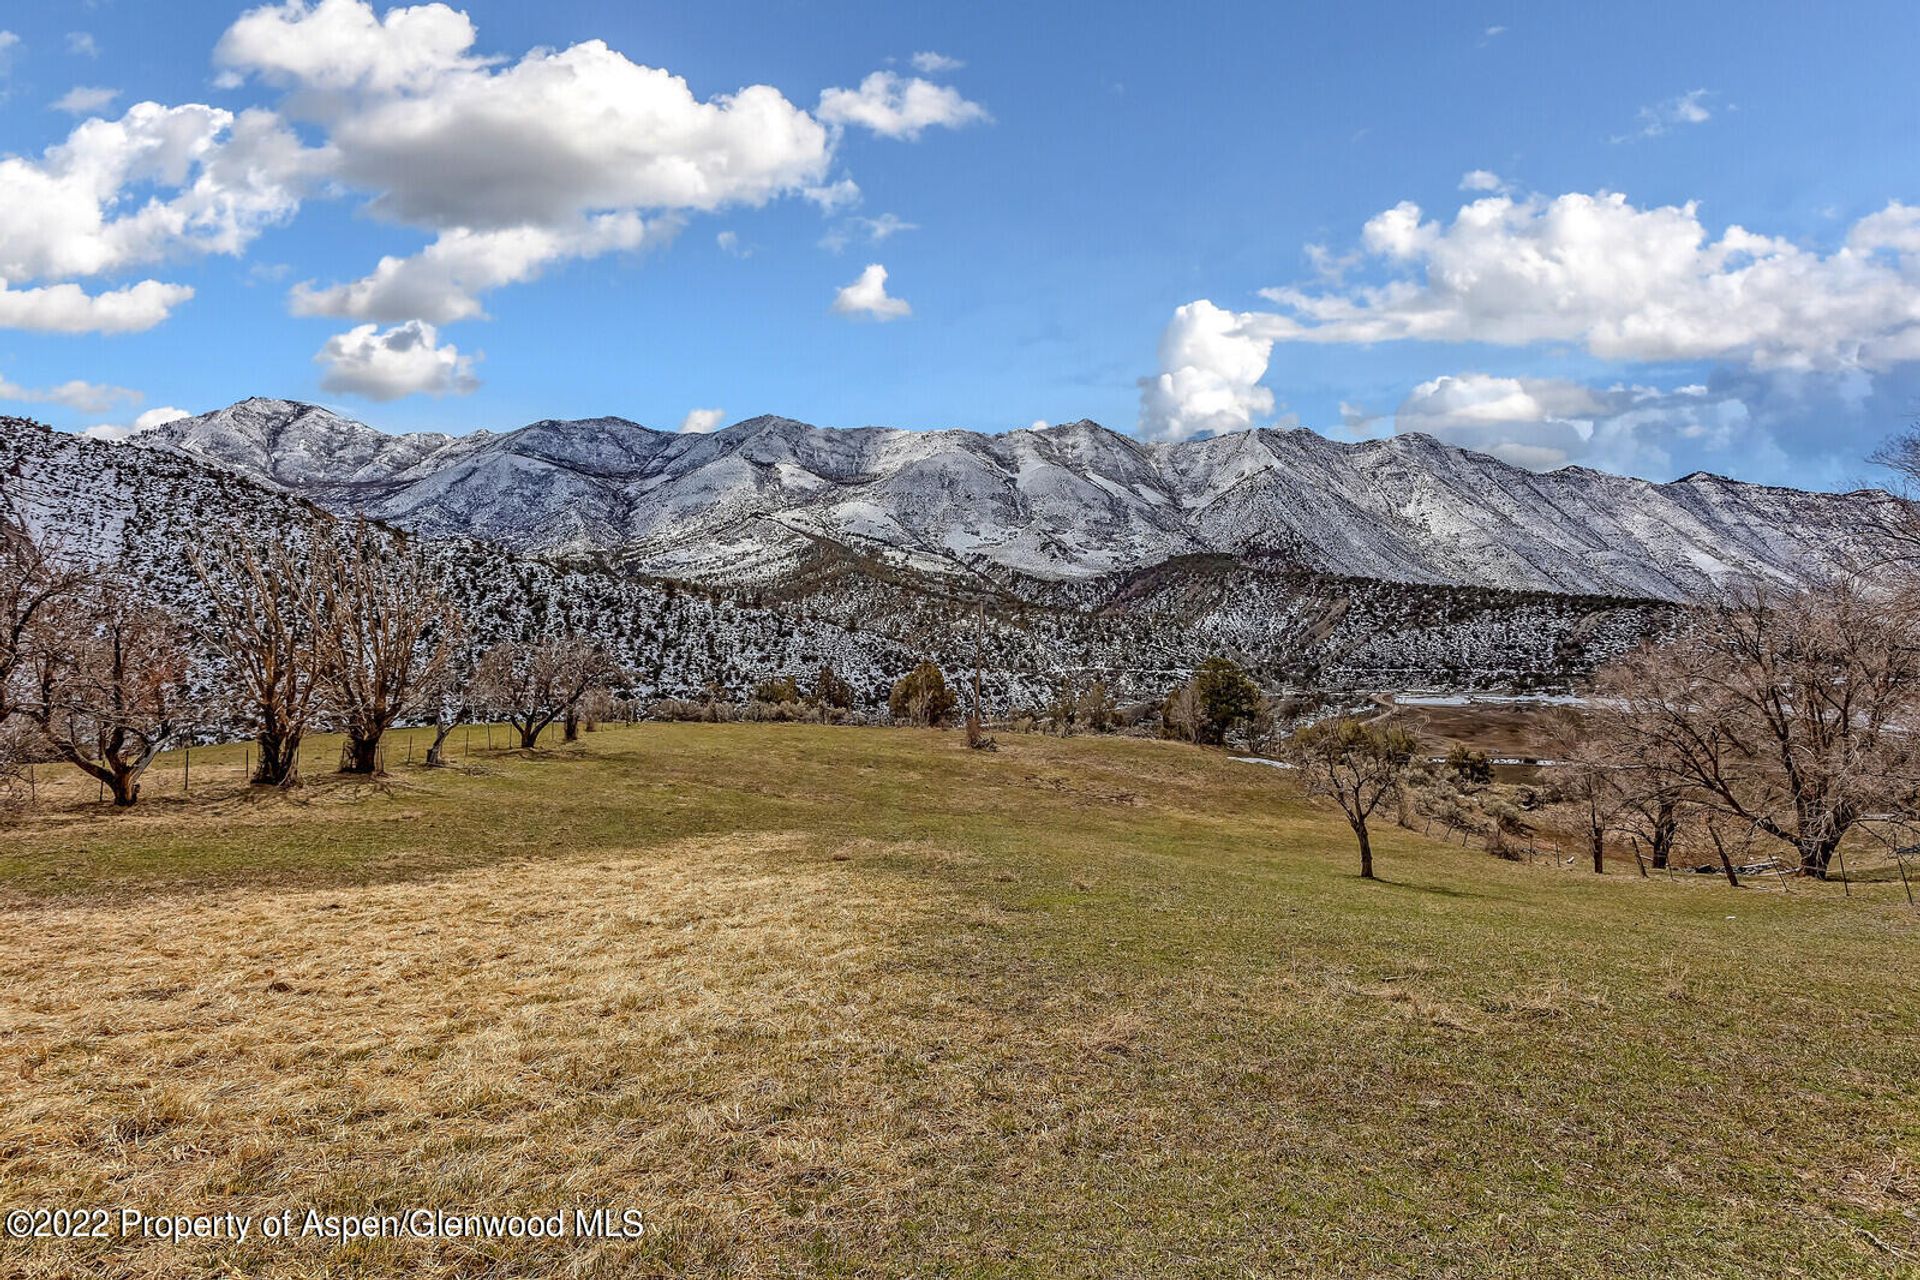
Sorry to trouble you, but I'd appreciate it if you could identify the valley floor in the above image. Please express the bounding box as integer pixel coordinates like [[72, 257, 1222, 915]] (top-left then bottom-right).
[[0, 725, 1915, 1278]]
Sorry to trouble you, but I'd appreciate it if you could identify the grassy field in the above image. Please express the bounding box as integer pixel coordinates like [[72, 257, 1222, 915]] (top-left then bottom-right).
[[0, 723, 1915, 1278]]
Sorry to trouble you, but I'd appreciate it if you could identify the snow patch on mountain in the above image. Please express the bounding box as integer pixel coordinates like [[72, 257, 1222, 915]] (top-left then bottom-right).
[[133, 400, 1908, 602]]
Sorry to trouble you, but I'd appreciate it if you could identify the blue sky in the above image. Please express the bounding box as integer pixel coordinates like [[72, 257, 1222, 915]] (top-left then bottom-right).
[[1, 0, 1917, 487]]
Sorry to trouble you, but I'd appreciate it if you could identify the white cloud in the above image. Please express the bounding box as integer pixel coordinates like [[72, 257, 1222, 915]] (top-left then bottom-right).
[[216, 0, 493, 96], [1620, 89, 1713, 140], [0, 31, 19, 96], [831, 263, 910, 321], [0, 278, 192, 333], [910, 52, 964, 74], [804, 178, 862, 212], [1243, 191, 1920, 373], [51, 85, 119, 115], [220, 6, 832, 228], [1378, 371, 1756, 475], [2, 4, 986, 344], [678, 407, 726, 433], [291, 214, 658, 324], [819, 211, 917, 252], [134, 406, 191, 431], [817, 71, 989, 140], [316, 319, 477, 400], [213, 0, 854, 327], [0, 374, 139, 414], [715, 230, 751, 258], [67, 33, 99, 59], [80, 405, 191, 443], [0, 100, 317, 288], [1137, 299, 1276, 442], [1458, 169, 1508, 193]]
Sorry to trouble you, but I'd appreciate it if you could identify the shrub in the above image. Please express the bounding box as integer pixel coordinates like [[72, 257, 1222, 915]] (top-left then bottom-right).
[[752, 675, 802, 704], [890, 661, 956, 727]]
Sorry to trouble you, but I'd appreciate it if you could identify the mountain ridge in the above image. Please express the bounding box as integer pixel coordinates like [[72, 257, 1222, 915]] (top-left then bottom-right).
[[120, 397, 1909, 603]]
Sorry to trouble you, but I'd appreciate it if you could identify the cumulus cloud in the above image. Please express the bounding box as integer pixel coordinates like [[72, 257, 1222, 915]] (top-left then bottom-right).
[[212, 0, 957, 342], [0, 278, 192, 333], [1137, 299, 1277, 442], [678, 407, 726, 433], [1458, 169, 1508, 193], [1620, 88, 1713, 141], [0, 374, 139, 414], [1243, 190, 1920, 373], [831, 263, 910, 320], [909, 52, 964, 73], [0, 100, 318, 314], [67, 32, 99, 58], [817, 71, 989, 139], [220, 6, 832, 228], [51, 85, 119, 115], [316, 319, 477, 400], [0, 2, 988, 361], [80, 405, 191, 443], [216, 0, 494, 96], [291, 214, 658, 324]]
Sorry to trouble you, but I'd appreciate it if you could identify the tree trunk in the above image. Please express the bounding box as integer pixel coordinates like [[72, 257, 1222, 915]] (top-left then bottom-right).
[[1707, 824, 1741, 888], [519, 722, 542, 749], [425, 720, 456, 767], [1798, 835, 1838, 880], [70, 756, 141, 806], [341, 734, 381, 775], [563, 709, 580, 742], [1590, 820, 1605, 874], [1650, 799, 1676, 870], [254, 732, 301, 787], [1352, 818, 1374, 880]]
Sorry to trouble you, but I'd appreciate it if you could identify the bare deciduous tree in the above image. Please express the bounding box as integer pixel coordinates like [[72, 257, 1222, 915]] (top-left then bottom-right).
[[0, 507, 90, 794], [1598, 577, 1920, 879], [1289, 717, 1422, 880], [27, 579, 190, 806], [472, 635, 618, 749], [1545, 710, 1631, 874], [0, 508, 88, 723], [314, 521, 460, 774], [194, 532, 329, 788]]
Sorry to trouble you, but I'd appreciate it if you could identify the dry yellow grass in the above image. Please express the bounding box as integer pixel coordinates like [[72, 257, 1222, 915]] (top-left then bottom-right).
[[0, 723, 1915, 1277], [4, 836, 974, 1276]]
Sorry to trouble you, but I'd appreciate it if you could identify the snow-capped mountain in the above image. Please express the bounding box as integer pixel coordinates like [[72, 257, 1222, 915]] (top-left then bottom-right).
[[0, 416, 914, 707], [3, 411, 1679, 697], [136, 398, 1908, 602]]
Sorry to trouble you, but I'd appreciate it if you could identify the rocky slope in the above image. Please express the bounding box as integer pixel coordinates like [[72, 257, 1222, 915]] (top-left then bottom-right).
[[4, 412, 1684, 700], [0, 417, 912, 707], [135, 398, 1909, 602]]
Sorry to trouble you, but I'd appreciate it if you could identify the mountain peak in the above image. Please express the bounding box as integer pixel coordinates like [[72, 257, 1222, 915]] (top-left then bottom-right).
[[125, 400, 1909, 600]]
